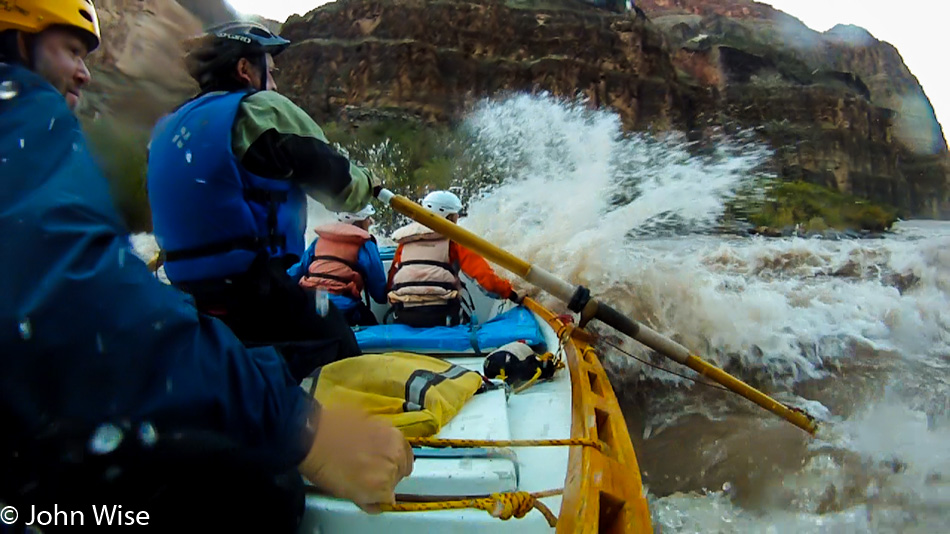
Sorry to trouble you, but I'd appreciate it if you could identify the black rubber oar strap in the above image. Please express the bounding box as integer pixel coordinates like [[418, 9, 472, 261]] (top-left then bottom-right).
[[567, 285, 591, 313]]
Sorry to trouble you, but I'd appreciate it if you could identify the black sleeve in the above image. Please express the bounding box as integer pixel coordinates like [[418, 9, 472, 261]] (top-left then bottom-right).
[[241, 128, 354, 199]]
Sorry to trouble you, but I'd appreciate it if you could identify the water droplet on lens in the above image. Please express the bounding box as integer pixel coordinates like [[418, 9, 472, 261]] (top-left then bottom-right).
[[89, 423, 124, 455], [18, 318, 32, 340], [0, 80, 18, 100], [138, 422, 158, 447]]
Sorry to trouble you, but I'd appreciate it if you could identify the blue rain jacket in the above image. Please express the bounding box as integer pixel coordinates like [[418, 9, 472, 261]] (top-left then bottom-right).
[[288, 237, 389, 312], [0, 63, 313, 474]]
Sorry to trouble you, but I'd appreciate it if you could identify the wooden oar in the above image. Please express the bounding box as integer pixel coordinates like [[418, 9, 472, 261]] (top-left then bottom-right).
[[377, 189, 818, 435]]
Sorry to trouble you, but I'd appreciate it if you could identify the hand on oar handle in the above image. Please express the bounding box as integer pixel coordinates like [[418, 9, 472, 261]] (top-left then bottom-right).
[[299, 405, 414, 513]]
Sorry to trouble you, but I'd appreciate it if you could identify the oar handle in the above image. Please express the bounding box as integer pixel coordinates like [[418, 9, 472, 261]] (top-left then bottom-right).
[[378, 189, 818, 435]]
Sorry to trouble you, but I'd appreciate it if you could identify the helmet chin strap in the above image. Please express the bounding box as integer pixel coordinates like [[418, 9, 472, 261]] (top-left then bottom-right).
[[257, 53, 268, 90], [2, 31, 37, 69], [25, 33, 39, 70]]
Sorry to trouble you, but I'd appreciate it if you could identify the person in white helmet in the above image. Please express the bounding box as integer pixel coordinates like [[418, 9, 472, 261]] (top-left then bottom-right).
[[387, 191, 521, 328], [288, 205, 388, 326]]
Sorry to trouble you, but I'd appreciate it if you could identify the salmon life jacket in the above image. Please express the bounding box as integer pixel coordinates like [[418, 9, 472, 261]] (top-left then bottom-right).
[[388, 222, 460, 307], [300, 222, 371, 299]]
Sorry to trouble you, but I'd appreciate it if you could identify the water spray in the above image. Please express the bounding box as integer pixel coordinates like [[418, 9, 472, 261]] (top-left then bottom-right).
[[377, 188, 819, 434]]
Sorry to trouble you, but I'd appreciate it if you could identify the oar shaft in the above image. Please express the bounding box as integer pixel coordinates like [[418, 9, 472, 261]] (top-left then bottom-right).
[[593, 302, 818, 434], [682, 355, 817, 433], [387, 192, 532, 277], [384, 191, 576, 300], [379, 190, 817, 435]]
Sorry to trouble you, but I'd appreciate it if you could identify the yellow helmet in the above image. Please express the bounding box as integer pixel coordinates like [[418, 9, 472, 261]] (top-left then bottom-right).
[[0, 0, 101, 52]]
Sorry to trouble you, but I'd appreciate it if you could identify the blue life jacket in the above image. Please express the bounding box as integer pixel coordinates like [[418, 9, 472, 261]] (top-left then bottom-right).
[[0, 63, 312, 487], [148, 91, 307, 283]]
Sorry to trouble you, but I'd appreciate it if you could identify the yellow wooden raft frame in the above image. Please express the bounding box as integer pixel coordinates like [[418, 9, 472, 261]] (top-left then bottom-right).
[[524, 298, 652, 533]]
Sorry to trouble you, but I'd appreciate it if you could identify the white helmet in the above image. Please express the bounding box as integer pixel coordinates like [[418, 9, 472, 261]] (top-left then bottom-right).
[[336, 204, 376, 223], [422, 190, 463, 218]]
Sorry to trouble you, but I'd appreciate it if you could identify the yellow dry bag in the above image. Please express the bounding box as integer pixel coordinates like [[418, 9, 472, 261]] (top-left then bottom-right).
[[312, 352, 485, 437]]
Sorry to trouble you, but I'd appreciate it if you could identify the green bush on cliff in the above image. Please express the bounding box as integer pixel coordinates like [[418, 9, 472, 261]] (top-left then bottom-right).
[[322, 119, 500, 232], [83, 119, 153, 234], [79, 110, 899, 238], [744, 180, 898, 232]]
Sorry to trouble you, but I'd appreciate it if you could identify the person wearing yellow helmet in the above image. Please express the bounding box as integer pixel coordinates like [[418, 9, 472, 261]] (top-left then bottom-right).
[[0, 0, 100, 109], [1, 4, 411, 531]]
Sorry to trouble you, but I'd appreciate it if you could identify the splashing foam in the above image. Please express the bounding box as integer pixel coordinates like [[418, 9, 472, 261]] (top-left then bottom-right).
[[461, 94, 950, 387], [455, 93, 950, 531]]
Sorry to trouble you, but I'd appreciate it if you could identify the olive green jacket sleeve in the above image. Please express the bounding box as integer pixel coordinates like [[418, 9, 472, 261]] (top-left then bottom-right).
[[231, 91, 375, 212]]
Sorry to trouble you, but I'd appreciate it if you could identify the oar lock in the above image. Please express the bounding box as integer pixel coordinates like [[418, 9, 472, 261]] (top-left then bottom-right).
[[567, 285, 597, 328]]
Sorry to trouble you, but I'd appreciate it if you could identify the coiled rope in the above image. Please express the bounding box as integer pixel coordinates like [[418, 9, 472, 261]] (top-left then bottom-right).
[[380, 489, 563, 527]]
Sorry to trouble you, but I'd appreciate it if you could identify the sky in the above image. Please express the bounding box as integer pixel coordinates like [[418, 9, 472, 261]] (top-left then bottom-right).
[[226, 0, 947, 141]]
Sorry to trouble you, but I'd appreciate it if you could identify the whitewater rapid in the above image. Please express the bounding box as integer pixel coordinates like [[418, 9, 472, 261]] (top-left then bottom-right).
[[131, 92, 949, 532], [457, 94, 950, 532]]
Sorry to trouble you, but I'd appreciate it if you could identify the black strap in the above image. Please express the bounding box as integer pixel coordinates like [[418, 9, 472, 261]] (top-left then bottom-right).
[[389, 299, 462, 327], [164, 236, 264, 262], [390, 281, 459, 292], [305, 255, 367, 282], [312, 255, 361, 273], [243, 188, 289, 254], [243, 189, 289, 204], [459, 283, 477, 319], [568, 285, 592, 314], [306, 272, 352, 284]]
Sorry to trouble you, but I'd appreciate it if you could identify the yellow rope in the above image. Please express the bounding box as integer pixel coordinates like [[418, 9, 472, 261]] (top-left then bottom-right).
[[407, 436, 608, 454], [513, 367, 543, 394], [511, 351, 565, 395], [381, 489, 562, 527], [383, 321, 588, 527]]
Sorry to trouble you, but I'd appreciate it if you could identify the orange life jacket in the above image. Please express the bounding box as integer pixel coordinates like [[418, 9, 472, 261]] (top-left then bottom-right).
[[299, 222, 371, 299], [388, 222, 460, 307]]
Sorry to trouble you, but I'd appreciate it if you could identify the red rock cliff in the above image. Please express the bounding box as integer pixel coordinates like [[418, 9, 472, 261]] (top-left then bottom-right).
[[273, 0, 948, 218]]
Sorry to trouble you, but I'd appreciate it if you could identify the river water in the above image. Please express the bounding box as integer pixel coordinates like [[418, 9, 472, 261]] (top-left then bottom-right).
[[131, 92, 949, 532], [458, 95, 950, 532]]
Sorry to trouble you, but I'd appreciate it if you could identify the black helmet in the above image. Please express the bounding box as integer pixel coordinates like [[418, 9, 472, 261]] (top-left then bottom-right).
[[184, 21, 290, 92]]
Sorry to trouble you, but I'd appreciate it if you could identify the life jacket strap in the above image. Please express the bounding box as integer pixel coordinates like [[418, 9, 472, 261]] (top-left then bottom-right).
[[164, 235, 265, 262], [390, 280, 459, 292], [242, 189, 289, 204], [307, 272, 353, 284], [243, 188, 289, 255], [305, 255, 367, 282]]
